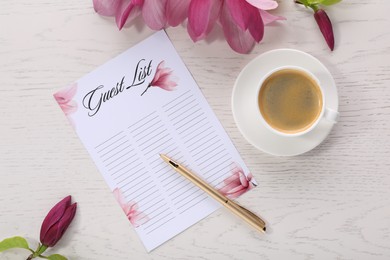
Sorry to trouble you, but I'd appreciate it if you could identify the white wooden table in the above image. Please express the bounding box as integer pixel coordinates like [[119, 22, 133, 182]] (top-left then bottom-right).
[[1, 1, 389, 259]]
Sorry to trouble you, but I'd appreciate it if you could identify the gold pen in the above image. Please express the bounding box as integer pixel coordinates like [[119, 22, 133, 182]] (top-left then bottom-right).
[[160, 154, 266, 233]]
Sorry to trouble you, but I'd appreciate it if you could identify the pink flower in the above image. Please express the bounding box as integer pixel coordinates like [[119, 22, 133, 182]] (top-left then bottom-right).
[[40, 196, 77, 247], [113, 188, 148, 227], [53, 83, 78, 116], [93, 0, 166, 30], [218, 163, 255, 199], [188, 0, 285, 53], [92, 0, 143, 30], [141, 60, 177, 96], [93, 0, 284, 53]]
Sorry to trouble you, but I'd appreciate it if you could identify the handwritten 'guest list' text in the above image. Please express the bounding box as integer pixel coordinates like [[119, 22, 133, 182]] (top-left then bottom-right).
[[54, 31, 256, 251]]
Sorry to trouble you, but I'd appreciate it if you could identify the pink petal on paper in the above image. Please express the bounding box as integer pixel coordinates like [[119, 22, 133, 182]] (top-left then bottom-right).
[[113, 188, 126, 206], [150, 61, 165, 85], [156, 60, 165, 71], [230, 189, 248, 199], [223, 172, 240, 185], [220, 2, 255, 54], [131, 211, 149, 227], [220, 178, 240, 195], [245, 0, 278, 10], [227, 185, 246, 194], [153, 73, 177, 90], [93, 0, 122, 16], [187, 0, 222, 42], [239, 172, 249, 187], [61, 100, 78, 115], [219, 163, 254, 199], [142, 0, 167, 30], [54, 83, 77, 105], [54, 83, 78, 116], [260, 9, 286, 25], [149, 60, 178, 92], [166, 0, 191, 27]]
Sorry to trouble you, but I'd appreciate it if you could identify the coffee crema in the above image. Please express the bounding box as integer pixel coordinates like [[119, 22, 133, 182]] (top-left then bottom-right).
[[258, 69, 323, 134]]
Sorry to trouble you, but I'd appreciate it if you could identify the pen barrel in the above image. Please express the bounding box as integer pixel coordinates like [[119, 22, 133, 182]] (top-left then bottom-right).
[[175, 165, 227, 204], [174, 164, 266, 233], [224, 200, 266, 233]]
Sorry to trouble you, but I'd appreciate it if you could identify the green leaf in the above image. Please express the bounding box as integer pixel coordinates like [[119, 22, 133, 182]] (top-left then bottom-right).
[[320, 0, 342, 6], [47, 254, 68, 260], [307, 0, 341, 5], [0, 236, 30, 252], [298, 0, 309, 5]]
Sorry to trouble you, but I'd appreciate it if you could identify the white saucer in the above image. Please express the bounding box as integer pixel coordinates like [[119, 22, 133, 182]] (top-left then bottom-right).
[[231, 49, 338, 156]]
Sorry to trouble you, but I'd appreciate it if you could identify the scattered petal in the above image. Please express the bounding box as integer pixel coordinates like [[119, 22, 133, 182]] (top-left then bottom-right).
[[259, 9, 285, 25], [245, 0, 278, 10], [188, 0, 222, 41], [166, 0, 191, 27], [142, 0, 167, 30], [93, 0, 122, 16], [116, 1, 135, 30], [220, 2, 255, 54]]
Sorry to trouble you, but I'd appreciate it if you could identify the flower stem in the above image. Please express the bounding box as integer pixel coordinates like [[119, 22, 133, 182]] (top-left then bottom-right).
[[26, 244, 48, 259], [141, 84, 151, 96], [294, 0, 318, 12]]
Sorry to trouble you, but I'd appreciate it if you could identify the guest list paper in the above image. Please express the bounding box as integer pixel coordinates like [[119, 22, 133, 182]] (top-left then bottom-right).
[[54, 31, 256, 251]]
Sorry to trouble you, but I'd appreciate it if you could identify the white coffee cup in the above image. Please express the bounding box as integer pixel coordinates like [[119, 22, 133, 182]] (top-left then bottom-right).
[[256, 66, 338, 137]]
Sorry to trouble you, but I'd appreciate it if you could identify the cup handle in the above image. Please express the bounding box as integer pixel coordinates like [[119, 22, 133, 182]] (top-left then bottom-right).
[[324, 107, 339, 123]]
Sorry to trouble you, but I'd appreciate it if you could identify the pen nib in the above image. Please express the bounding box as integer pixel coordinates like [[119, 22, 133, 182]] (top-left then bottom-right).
[[160, 154, 179, 168], [159, 154, 170, 163]]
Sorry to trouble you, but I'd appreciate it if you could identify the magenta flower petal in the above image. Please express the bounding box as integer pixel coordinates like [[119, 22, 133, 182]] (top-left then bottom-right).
[[225, 0, 264, 42], [166, 0, 191, 27], [40, 196, 71, 243], [93, 0, 122, 16], [248, 7, 264, 42], [116, 1, 135, 30], [142, 0, 167, 30], [245, 0, 278, 10], [40, 196, 77, 247], [43, 203, 77, 247], [220, 2, 255, 54], [314, 9, 334, 51], [188, 0, 222, 42], [225, 0, 251, 30], [259, 9, 286, 25]]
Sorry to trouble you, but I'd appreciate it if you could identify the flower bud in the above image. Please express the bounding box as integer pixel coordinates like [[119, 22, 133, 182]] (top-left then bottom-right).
[[40, 196, 77, 247], [314, 9, 334, 51]]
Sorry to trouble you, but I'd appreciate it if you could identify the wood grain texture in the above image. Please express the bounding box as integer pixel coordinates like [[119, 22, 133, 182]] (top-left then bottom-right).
[[1, 0, 389, 259]]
